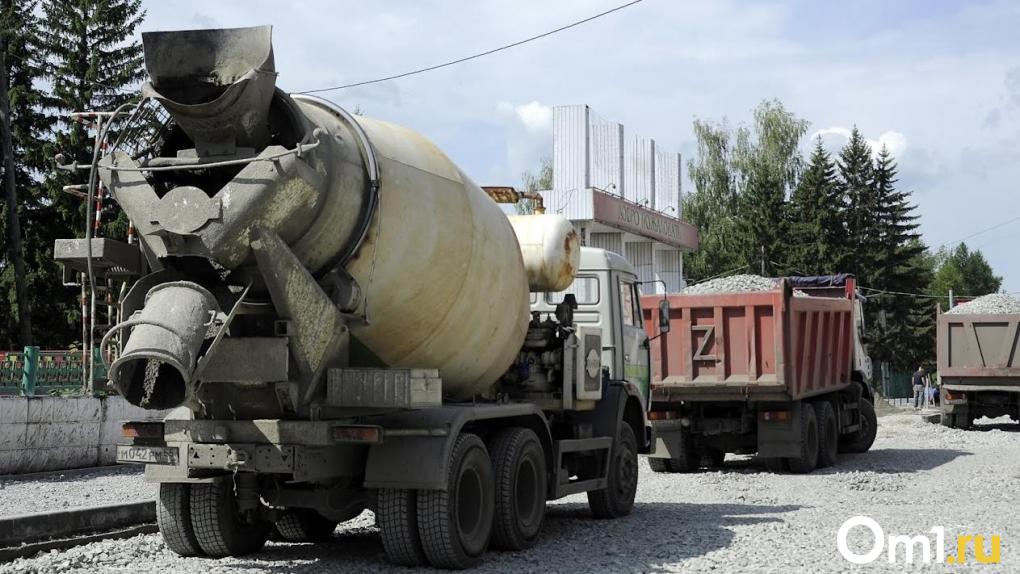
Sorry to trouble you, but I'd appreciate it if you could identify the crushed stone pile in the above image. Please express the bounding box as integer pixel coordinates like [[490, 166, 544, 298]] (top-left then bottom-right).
[[682, 274, 779, 295], [945, 293, 1020, 315]]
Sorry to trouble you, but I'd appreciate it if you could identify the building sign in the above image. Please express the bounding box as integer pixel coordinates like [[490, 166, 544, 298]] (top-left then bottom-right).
[[591, 189, 699, 250]]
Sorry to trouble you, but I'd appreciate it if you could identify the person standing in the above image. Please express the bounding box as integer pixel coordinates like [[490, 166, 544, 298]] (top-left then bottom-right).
[[912, 366, 926, 409]]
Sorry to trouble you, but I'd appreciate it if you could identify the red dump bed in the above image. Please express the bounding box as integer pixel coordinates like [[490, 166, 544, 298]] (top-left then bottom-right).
[[641, 280, 855, 403]]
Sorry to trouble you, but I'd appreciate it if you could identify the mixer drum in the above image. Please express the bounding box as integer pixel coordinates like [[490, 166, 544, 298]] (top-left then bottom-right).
[[103, 26, 533, 401]]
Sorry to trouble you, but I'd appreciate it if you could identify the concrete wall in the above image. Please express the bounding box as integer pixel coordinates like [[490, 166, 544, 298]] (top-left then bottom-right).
[[0, 396, 167, 474]]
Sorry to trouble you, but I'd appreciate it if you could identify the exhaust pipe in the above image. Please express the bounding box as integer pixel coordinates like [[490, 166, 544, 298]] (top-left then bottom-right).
[[140, 25, 277, 156], [110, 282, 218, 409]]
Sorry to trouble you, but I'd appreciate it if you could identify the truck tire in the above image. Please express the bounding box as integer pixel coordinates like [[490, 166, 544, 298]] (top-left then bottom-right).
[[588, 423, 638, 519], [815, 401, 839, 468], [417, 433, 495, 569], [157, 483, 203, 557], [489, 427, 547, 551], [940, 412, 956, 428], [703, 448, 726, 469], [647, 457, 674, 473], [190, 479, 271, 557], [786, 402, 819, 474], [273, 509, 337, 542], [763, 457, 788, 472], [378, 489, 427, 566], [839, 398, 878, 453]]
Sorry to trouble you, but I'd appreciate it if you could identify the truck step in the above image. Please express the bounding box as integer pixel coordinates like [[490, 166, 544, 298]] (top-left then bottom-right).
[[550, 436, 612, 499]]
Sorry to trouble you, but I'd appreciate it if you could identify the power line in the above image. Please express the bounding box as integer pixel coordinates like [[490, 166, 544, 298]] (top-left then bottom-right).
[[296, 0, 645, 94], [937, 214, 1020, 251]]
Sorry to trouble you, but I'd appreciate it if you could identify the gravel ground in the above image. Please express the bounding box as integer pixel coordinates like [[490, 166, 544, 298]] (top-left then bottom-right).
[[3, 412, 1019, 573], [0, 466, 155, 517], [945, 293, 1020, 315]]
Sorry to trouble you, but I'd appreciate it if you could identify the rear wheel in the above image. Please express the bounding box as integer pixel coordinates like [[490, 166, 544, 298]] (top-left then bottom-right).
[[157, 483, 202, 557], [839, 398, 878, 453], [273, 509, 337, 542], [190, 479, 271, 557], [489, 428, 547, 551], [588, 423, 638, 519], [417, 433, 495, 569], [787, 403, 819, 474], [378, 488, 427, 566], [815, 401, 839, 468], [703, 448, 726, 469], [654, 429, 700, 473], [647, 457, 674, 473]]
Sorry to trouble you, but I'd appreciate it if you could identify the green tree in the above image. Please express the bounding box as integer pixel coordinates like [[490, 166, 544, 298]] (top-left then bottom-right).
[[836, 127, 880, 284], [869, 146, 932, 369], [683, 117, 743, 280], [519, 157, 552, 214], [1, 0, 53, 348], [930, 243, 1002, 301], [29, 0, 145, 347], [683, 99, 808, 279], [733, 99, 809, 276], [786, 138, 843, 274]]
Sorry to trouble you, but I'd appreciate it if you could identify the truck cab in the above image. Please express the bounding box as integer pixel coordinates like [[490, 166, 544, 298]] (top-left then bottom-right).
[[530, 247, 652, 409]]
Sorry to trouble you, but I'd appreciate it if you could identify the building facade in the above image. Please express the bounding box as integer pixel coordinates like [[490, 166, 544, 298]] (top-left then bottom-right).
[[541, 105, 698, 294]]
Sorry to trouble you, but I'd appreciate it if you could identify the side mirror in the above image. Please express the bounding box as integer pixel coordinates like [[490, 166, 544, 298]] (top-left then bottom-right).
[[658, 299, 670, 334]]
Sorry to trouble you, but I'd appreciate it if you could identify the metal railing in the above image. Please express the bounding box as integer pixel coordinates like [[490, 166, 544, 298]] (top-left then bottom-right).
[[0, 348, 108, 396]]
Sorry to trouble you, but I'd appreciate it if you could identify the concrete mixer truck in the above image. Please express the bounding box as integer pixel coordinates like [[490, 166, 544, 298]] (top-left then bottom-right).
[[51, 26, 656, 569]]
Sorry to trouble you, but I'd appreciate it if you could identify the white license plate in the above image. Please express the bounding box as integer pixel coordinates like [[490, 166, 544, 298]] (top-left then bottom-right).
[[117, 445, 179, 465]]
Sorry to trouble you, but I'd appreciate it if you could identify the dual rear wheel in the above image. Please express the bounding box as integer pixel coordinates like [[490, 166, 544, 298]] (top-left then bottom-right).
[[378, 429, 546, 569], [157, 480, 273, 558], [378, 423, 638, 568]]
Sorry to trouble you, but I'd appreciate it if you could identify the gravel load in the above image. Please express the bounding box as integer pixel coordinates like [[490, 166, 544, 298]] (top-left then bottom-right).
[[682, 274, 778, 295], [6, 412, 1018, 573], [0, 466, 155, 518], [945, 293, 1020, 315]]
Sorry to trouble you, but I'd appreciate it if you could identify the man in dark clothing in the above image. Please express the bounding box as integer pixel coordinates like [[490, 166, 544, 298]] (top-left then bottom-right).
[[912, 366, 926, 409]]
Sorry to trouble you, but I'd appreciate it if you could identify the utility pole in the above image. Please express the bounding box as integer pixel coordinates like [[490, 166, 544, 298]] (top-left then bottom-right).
[[0, 45, 33, 346]]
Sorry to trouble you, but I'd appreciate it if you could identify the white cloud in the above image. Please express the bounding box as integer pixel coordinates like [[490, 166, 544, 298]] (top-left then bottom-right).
[[498, 100, 553, 134], [496, 100, 553, 182]]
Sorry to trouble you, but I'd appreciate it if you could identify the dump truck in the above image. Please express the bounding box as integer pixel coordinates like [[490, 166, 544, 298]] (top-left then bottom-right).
[[937, 298, 1020, 429], [52, 26, 656, 569], [640, 275, 876, 474]]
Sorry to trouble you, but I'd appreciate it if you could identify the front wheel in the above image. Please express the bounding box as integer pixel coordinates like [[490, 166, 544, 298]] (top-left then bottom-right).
[[588, 423, 638, 519]]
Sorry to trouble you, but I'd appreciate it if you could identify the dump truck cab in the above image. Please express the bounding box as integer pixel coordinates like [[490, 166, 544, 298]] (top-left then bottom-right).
[[530, 247, 653, 411]]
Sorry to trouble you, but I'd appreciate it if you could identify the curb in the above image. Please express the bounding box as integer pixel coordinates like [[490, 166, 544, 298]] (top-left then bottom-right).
[[0, 501, 155, 549]]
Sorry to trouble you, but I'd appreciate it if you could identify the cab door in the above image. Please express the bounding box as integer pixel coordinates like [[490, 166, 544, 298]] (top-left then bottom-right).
[[616, 274, 651, 408]]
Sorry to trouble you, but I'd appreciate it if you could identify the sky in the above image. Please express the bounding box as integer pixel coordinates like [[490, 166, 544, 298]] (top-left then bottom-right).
[[139, 0, 1020, 292]]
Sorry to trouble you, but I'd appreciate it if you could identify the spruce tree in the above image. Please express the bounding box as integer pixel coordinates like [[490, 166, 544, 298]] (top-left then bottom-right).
[[1, 0, 54, 348], [836, 127, 880, 284], [870, 146, 931, 369], [30, 0, 145, 347], [787, 139, 844, 274]]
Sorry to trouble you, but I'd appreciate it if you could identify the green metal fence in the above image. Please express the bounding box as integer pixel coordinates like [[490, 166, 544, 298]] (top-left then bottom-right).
[[0, 347, 108, 395]]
